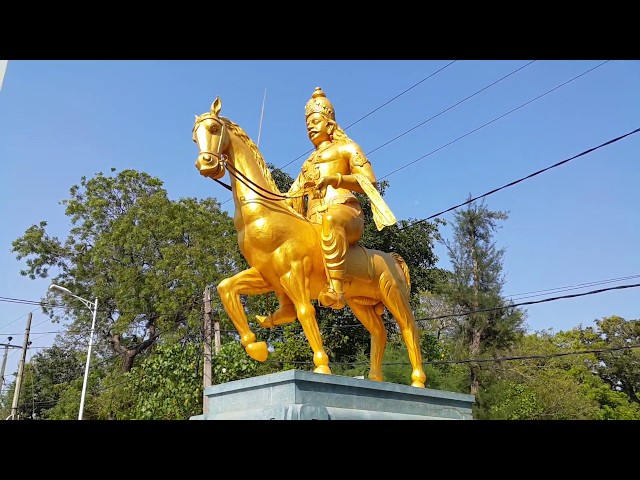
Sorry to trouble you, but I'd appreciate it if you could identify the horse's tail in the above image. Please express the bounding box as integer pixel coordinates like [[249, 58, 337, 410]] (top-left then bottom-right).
[[391, 252, 411, 293]]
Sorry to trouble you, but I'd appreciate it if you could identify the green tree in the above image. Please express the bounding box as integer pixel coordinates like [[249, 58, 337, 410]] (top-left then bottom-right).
[[10, 168, 249, 417], [441, 198, 526, 397], [414, 290, 458, 342], [211, 340, 262, 383], [589, 316, 639, 404], [0, 340, 79, 420], [19, 345, 83, 419], [0, 365, 32, 420], [476, 329, 640, 419], [125, 342, 202, 419], [565, 316, 640, 405], [12, 168, 243, 376]]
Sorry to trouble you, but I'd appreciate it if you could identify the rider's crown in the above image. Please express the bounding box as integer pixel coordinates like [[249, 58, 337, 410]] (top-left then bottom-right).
[[305, 87, 335, 121]]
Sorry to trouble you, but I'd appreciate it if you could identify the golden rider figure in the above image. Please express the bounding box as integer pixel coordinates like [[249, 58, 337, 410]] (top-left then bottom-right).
[[286, 87, 398, 310]]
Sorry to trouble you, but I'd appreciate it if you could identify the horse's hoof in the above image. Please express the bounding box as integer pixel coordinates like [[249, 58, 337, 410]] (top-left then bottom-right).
[[412, 369, 427, 388], [245, 342, 268, 362], [255, 314, 274, 328], [313, 365, 332, 375]]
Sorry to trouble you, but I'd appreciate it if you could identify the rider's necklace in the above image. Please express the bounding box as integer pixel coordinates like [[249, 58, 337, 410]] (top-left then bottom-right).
[[311, 142, 333, 163]]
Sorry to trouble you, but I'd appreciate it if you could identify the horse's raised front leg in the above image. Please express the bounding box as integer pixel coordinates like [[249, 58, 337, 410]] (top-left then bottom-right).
[[280, 257, 331, 375], [255, 291, 297, 328], [217, 267, 272, 362], [347, 301, 387, 383]]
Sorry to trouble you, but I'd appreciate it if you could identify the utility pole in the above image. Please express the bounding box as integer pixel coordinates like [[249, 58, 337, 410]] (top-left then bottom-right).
[[213, 305, 221, 355], [203, 286, 212, 415], [10, 313, 32, 420], [0, 336, 14, 408], [0, 336, 14, 392]]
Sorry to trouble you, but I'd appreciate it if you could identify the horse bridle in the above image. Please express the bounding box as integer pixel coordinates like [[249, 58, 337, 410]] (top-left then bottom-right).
[[194, 115, 228, 159], [193, 115, 232, 191], [195, 115, 312, 201]]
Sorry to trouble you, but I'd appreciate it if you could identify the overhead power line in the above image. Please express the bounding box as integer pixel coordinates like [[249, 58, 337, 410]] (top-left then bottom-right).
[[399, 125, 640, 230], [379, 60, 610, 181], [0, 305, 43, 330], [343, 61, 459, 131], [376, 343, 640, 367], [3, 274, 639, 336], [506, 274, 640, 300], [218, 281, 640, 334], [366, 60, 536, 157], [415, 282, 640, 322], [0, 297, 47, 306], [208, 343, 640, 369], [217, 60, 607, 210], [277, 60, 459, 171], [226, 282, 640, 333], [216, 61, 460, 207]]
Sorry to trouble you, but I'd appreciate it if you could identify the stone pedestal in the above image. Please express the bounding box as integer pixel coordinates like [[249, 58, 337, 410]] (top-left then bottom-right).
[[191, 369, 475, 420]]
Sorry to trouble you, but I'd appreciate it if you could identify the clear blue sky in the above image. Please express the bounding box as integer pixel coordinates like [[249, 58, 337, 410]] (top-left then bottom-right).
[[1, 60, 638, 387]]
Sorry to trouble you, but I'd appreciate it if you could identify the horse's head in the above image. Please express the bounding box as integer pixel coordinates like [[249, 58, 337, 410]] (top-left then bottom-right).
[[193, 97, 230, 180]]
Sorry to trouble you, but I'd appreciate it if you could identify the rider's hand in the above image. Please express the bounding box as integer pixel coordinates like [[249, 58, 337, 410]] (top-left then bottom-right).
[[316, 174, 341, 190]]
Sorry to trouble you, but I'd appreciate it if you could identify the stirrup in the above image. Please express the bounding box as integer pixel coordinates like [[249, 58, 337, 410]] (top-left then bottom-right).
[[319, 286, 346, 310]]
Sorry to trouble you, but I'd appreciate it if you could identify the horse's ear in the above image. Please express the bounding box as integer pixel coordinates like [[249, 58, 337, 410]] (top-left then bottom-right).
[[211, 97, 222, 115]]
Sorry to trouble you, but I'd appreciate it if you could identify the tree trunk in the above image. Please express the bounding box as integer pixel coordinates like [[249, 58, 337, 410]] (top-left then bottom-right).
[[470, 328, 482, 396], [469, 227, 482, 396], [122, 350, 136, 372]]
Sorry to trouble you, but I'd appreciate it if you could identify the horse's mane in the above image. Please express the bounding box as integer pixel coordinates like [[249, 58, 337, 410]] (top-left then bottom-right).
[[222, 117, 282, 196]]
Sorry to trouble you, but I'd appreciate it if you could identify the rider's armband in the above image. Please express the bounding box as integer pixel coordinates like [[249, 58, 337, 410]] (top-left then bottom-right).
[[350, 151, 369, 168]]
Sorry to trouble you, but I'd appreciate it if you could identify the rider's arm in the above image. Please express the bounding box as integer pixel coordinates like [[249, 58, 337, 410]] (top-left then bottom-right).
[[341, 142, 376, 193], [285, 171, 305, 215], [316, 142, 376, 194]]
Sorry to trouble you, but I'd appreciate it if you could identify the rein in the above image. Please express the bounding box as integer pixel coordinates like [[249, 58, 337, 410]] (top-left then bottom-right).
[[224, 159, 311, 201], [196, 117, 311, 200], [215, 178, 233, 192], [198, 150, 233, 192]]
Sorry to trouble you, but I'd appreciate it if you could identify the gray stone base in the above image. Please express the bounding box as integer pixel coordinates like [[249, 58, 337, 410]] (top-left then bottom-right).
[[191, 369, 475, 420]]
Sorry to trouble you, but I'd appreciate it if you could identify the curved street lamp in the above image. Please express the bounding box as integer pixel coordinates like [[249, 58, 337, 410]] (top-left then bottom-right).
[[49, 284, 98, 420]]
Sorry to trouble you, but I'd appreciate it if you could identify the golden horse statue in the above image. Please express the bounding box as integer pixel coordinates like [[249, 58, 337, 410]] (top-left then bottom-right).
[[193, 98, 426, 388]]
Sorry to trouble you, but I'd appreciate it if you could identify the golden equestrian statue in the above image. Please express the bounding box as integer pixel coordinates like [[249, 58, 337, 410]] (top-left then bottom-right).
[[193, 88, 426, 388]]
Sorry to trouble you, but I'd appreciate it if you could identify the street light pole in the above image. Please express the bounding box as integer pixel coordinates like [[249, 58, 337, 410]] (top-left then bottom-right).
[[49, 284, 98, 420]]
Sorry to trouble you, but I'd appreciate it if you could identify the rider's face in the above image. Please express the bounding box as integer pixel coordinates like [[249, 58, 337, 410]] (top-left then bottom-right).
[[306, 113, 332, 146]]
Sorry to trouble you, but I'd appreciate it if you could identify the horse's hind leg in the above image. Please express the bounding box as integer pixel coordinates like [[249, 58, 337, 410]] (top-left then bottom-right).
[[381, 275, 426, 388], [217, 267, 272, 362], [347, 301, 387, 382]]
